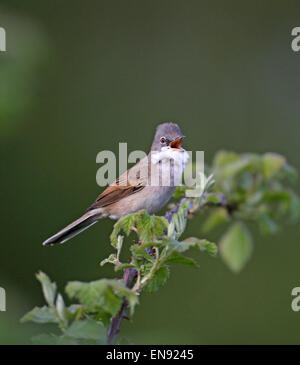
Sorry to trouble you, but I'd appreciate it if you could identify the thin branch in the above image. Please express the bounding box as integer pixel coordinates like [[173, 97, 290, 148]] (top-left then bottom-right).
[[106, 267, 137, 345], [164, 193, 236, 222]]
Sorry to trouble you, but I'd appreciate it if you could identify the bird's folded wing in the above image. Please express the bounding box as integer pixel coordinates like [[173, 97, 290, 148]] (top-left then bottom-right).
[[86, 157, 148, 210]]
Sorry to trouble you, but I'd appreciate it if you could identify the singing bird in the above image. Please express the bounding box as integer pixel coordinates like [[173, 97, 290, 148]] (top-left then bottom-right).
[[43, 123, 189, 246]]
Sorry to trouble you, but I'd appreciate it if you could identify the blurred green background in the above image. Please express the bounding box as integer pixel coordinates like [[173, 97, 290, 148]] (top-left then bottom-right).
[[1, 0, 300, 344]]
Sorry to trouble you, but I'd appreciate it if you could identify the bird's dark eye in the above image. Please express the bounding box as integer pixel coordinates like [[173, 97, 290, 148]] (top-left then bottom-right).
[[160, 136, 166, 144]]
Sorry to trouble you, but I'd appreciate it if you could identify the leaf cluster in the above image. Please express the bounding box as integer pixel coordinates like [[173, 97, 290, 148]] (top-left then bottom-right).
[[22, 151, 300, 343]]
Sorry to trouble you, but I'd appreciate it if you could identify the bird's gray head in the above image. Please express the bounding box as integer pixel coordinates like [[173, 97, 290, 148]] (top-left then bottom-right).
[[151, 122, 185, 151]]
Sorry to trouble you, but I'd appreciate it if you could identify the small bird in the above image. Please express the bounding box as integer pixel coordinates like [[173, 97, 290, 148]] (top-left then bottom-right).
[[43, 123, 189, 246]]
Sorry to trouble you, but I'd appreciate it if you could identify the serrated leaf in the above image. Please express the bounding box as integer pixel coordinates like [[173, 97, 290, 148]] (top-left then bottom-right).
[[110, 214, 136, 247], [180, 237, 218, 256], [65, 304, 111, 327], [220, 222, 253, 272], [136, 210, 154, 242], [110, 211, 168, 246], [66, 280, 121, 316], [165, 251, 199, 268], [64, 318, 106, 340], [144, 266, 169, 293], [36, 271, 57, 307], [21, 306, 58, 324], [130, 244, 155, 263], [119, 214, 136, 236], [66, 279, 138, 316], [140, 262, 153, 276], [152, 216, 169, 237], [167, 202, 190, 239]]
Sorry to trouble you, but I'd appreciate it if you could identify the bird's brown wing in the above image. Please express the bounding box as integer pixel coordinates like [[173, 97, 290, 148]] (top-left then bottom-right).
[[87, 157, 148, 211]]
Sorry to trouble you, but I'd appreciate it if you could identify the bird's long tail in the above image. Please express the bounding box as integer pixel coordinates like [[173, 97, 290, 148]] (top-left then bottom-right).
[[42, 210, 100, 246]]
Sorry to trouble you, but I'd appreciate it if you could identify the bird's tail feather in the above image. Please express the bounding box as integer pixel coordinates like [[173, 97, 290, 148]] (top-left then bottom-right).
[[42, 211, 100, 246]]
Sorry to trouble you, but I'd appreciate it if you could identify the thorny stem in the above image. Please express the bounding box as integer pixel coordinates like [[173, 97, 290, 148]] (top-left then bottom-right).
[[106, 267, 137, 345]]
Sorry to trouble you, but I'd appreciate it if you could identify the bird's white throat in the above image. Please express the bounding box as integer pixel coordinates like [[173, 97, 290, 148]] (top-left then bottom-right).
[[151, 147, 190, 170]]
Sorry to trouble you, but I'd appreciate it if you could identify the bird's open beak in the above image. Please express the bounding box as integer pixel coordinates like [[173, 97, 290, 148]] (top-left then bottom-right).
[[169, 137, 184, 151]]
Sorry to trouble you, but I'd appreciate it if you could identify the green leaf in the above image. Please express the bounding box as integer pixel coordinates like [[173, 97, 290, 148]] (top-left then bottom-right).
[[64, 318, 106, 340], [66, 280, 121, 316], [167, 202, 190, 239], [219, 154, 261, 180], [165, 251, 199, 268], [262, 153, 286, 180], [152, 216, 169, 237], [202, 207, 229, 233], [136, 211, 168, 243], [66, 279, 138, 316], [116, 234, 123, 254], [221, 158, 253, 179], [173, 186, 188, 198], [21, 306, 58, 324], [144, 266, 169, 293], [65, 304, 85, 321], [56, 294, 67, 326], [258, 213, 278, 235], [136, 241, 164, 250], [180, 237, 218, 256], [104, 288, 123, 316], [65, 304, 111, 327], [31, 333, 79, 345], [213, 151, 240, 167], [136, 210, 154, 242], [100, 253, 118, 267], [110, 211, 168, 246], [36, 271, 57, 307], [110, 213, 136, 247], [205, 193, 221, 204], [220, 222, 253, 272], [263, 190, 291, 203], [130, 244, 155, 263], [282, 164, 298, 183], [118, 214, 137, 236]]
